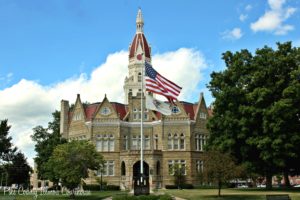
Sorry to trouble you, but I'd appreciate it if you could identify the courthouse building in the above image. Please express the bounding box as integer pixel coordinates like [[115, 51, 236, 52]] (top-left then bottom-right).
[[59, 9, 211, 190]]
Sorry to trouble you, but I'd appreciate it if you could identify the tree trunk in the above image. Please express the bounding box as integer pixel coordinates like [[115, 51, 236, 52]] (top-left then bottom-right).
[[266, 172, 272, 190], [283, 171, 291, 187], [218, 180, 221, 197]]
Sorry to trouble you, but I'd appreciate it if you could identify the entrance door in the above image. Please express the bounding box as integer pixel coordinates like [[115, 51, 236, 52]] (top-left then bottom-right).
[[133, 161, 150, 195]]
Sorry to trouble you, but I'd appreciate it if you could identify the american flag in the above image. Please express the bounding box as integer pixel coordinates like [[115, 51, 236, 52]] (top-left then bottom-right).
[[145, 62, 182, 102]]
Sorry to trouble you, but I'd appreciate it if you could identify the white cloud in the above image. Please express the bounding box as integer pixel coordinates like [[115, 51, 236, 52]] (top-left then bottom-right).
[[221, 28, 243, 40], [250, 0, 297, 35], [0, 48, 207, 166], [245, 4, 252, 11], [239, 14, 248, 22], [0, 73, 13, 87]]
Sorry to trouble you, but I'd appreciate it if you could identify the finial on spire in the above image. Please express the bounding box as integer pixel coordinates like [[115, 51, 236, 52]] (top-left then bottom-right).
[[136, 8, 144, 33]]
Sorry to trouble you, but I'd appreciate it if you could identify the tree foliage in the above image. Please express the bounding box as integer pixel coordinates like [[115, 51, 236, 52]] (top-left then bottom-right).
[[200, 150, 242, 196], [1, 119, 32, 187], [0, 119, 16, 162], [47, 140, 103, 198], [31, 111, 67, 182], [4, 151, 32, 187], [207, 42, 300, 188]]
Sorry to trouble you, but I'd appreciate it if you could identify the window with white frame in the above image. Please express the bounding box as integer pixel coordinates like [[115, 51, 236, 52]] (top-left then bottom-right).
[[168, 160, 186, 175], [195, 134, 206, 151], [131, 135, 141, 150], [199, 112, 207, 119], [123, 135, 128, 150], [180, 133, 185, 149], [154, 134, 158, 150], [96, 134, 115, 152], [168, 133, 172, 150], [168, 133, 185, 150], [97, 161, 114, 176], [173, 134, 179, 150], [133, 108, 148, 120], [144, 135, 150, 150], [196, 160, 204, 173], [73, 112, 83, 121]]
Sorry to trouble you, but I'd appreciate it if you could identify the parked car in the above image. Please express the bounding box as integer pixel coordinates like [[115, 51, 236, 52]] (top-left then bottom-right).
[[237, 184, 249, 188], [257, 184, 266, 188], [293, 184, 300, 188]]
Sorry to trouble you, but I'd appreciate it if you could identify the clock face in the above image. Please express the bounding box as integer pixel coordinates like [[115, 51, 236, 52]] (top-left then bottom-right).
[[101, 107, 111, 115], [136, 53, 143, 60]]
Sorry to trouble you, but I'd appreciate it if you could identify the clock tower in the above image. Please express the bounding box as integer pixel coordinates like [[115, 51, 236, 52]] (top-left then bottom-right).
[[124, 8, 151, 104]]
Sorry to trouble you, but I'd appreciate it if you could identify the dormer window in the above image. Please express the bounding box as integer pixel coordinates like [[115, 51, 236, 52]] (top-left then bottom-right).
[[101, 107, 111, 115], [171, 106, 180, 114], [200, 112, 207, 119]]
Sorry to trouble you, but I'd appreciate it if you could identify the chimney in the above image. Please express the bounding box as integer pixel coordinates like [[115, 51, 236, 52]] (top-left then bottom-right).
[[60, 100, 69, 139]]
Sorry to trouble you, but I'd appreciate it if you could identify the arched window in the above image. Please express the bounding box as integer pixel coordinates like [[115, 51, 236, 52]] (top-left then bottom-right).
[[138, 72, 142, 82], [156, 161, 160, 175], [180, 133, 185, 150], [173, 134, 179, 150], [168, 133, 172, 150], [121, 161, 126, 176]]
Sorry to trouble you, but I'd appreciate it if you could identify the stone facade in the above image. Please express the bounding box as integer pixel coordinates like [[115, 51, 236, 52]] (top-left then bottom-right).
[[60, 9, 211, 190]]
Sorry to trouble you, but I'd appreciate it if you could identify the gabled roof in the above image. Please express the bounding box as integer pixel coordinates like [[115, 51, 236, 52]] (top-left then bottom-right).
[[111, 102, 127, 119]]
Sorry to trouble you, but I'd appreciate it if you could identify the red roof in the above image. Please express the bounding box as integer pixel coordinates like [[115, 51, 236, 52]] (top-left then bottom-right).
[[129, 33, 151, 59], [111, 102, 127, 120], [84, 103, 99, 121], [181, 102, 196, 120]]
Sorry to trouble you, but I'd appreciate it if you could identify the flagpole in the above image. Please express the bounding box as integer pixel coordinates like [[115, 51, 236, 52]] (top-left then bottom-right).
[[140, 61, 144, 183]]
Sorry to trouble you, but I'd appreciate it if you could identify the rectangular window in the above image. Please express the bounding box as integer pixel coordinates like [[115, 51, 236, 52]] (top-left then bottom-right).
[[108, 161, 114, 176], [173, 138, 179, 150], [103, 140, 108, 151], [123, 136, 128, 150], [180, 139, 185, 149], [168, 139, 172, 150], [168, 160, 173, 175], [109, 140, 114, 151], [132, 136, 137, 150], [196, 160, 204, 173], [96, 140, 102, 152], [99, 161, 114, 176], [144, 135, 150, 150]]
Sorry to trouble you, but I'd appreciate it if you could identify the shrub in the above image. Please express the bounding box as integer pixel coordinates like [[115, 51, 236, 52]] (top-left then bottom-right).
[[83, 184, 100, 191], [165, 185, 177, 189], [106, 185, 120, 191], [165, 184, 193, 189]]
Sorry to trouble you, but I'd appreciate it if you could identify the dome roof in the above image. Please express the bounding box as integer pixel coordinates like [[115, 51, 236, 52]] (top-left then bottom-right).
[[129, 33, 151, 59]]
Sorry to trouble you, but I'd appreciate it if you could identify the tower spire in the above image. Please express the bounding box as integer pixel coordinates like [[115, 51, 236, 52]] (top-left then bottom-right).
[[136, 8, 144, 33]]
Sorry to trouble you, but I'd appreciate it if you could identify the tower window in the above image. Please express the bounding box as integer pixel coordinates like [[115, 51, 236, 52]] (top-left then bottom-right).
[[138, 72, 142, 82]]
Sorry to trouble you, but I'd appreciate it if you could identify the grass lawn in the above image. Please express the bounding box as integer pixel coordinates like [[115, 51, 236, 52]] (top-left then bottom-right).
[[1, 188, 300, 200], [163, 188, 300, 200], [0, 190, 125, 200]]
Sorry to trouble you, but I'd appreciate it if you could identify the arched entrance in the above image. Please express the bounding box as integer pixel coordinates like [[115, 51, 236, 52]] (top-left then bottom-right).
[[133, 161, 150, 195]]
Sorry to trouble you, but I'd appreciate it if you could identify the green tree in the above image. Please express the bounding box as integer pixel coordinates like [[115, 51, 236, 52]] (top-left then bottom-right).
[[5, 151, 32, 188], [31, 111, 67, 185], [201, 150, 242, 197], [47, 140, 103, 199], [0, 119, 16, 162], [207, 42, 300, 189], [170, 163, 186, 189]]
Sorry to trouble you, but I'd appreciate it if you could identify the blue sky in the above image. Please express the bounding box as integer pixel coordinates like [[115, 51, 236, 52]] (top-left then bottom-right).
[[0, 0, 300, 165]]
